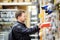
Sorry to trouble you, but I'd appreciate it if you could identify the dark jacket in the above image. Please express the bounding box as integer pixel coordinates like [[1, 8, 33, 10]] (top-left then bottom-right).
[[8, 21, 40, 40]]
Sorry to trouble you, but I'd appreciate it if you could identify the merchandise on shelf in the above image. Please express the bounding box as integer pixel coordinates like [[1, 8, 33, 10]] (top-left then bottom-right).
[[18, 0, 24, 2], [12, 0, 18, 3], [0, 6, 2, 9], [3, 0, 9, 3], [0, 10, 16, 24], [25, 0, 30, 2], [31, 0, 37, 2], [0, 0, 3, 2]]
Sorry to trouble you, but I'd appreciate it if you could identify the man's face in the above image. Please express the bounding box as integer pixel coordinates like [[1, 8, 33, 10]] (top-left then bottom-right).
[[18, 13, 26, 22]]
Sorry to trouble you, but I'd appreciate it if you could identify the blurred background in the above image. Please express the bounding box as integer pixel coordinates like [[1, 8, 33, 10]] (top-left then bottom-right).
[[0, 0, 60, 40]]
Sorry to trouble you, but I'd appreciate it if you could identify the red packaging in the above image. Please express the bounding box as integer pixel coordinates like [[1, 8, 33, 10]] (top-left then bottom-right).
[[40, 22, 51, 28]]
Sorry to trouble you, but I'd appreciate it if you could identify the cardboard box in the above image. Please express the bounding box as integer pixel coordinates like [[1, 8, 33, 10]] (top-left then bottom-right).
[[18, 0, 23, 2], [31, 0, 36, 2], [0, 0, 3, 2], [25, 0, 30, 2], [13, 0, 18, 2], [3, 0, 12, 3], [8, 0, 12, 2], [3, 0, 9, 3], [0, 6, 2, 9]]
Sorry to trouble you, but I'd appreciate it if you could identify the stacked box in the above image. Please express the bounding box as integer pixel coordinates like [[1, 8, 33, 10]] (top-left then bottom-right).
[[25, 0, 30, 2], [3, 0, 9, 3], [0, 0, 3, 2], [8, 0, 12, 3], [18, 0, 24, 2], [0, 6, 2, 9], [31, 0, 37, 2], [13, 0, 18, 3]]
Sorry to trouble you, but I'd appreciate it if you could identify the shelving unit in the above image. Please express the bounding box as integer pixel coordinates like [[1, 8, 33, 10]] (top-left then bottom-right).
[[0, 9, 17, 25], [27, 6, 38, 28], [0, 2, 35, 5]]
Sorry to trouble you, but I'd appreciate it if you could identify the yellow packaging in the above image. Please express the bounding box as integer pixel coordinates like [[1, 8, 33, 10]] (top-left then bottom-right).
[[8, 0, 12, 2]]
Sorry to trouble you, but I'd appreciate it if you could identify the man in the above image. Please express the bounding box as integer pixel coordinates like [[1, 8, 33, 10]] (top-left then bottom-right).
[[8, 10, 40, 40]]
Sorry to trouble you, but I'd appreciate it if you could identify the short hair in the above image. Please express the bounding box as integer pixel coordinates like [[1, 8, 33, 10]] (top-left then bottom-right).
[[15, 10, 25, 19]]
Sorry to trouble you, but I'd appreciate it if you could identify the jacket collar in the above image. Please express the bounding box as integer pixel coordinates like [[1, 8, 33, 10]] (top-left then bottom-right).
[[17, 21, 24, 25]]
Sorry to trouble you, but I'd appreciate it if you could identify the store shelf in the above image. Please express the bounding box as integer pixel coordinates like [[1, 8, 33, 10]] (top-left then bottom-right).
[[0, 2, 36, 5], [0, 22, 13, 24], [31, 18, 37, 20], [0, 9, 18, 11], [31, 22, 37, 24], [30, 34, 38, 37]]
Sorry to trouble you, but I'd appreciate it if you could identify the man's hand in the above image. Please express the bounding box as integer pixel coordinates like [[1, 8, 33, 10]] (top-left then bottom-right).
[[37, 23, 41, 29]]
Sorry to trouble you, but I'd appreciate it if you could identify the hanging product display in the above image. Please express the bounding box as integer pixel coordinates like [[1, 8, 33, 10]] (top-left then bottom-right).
[[38, 9, 45, 23], [41, 2, 55, 15]]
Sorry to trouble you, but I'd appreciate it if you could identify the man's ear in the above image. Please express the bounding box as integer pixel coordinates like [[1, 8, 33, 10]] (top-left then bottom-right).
[[18, 16, 20, 19]]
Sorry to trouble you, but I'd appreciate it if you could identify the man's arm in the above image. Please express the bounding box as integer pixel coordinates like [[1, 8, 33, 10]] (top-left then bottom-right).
[[13, 25, 40, 35]]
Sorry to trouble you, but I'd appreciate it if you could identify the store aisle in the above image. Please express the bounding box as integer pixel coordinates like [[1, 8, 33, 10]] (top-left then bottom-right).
[[0, 31, 60, 40]]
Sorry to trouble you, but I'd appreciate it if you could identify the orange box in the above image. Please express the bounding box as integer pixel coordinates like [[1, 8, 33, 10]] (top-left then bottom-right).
[[40, 22, 51, 28]]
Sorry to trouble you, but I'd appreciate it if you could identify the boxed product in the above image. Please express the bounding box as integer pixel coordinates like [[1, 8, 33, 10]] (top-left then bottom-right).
[[8, 0, 12, 3], [3, 0, 12, 3], [0, 0, 3, 2], [31, 0, 37, 2], [3, 0, 9, 3], [18, 0, 24, 2], [25, 0, 30, 2], [0, 6, 2, 9], [12, 0, 18, 3], [40, 22, 51, 28]]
